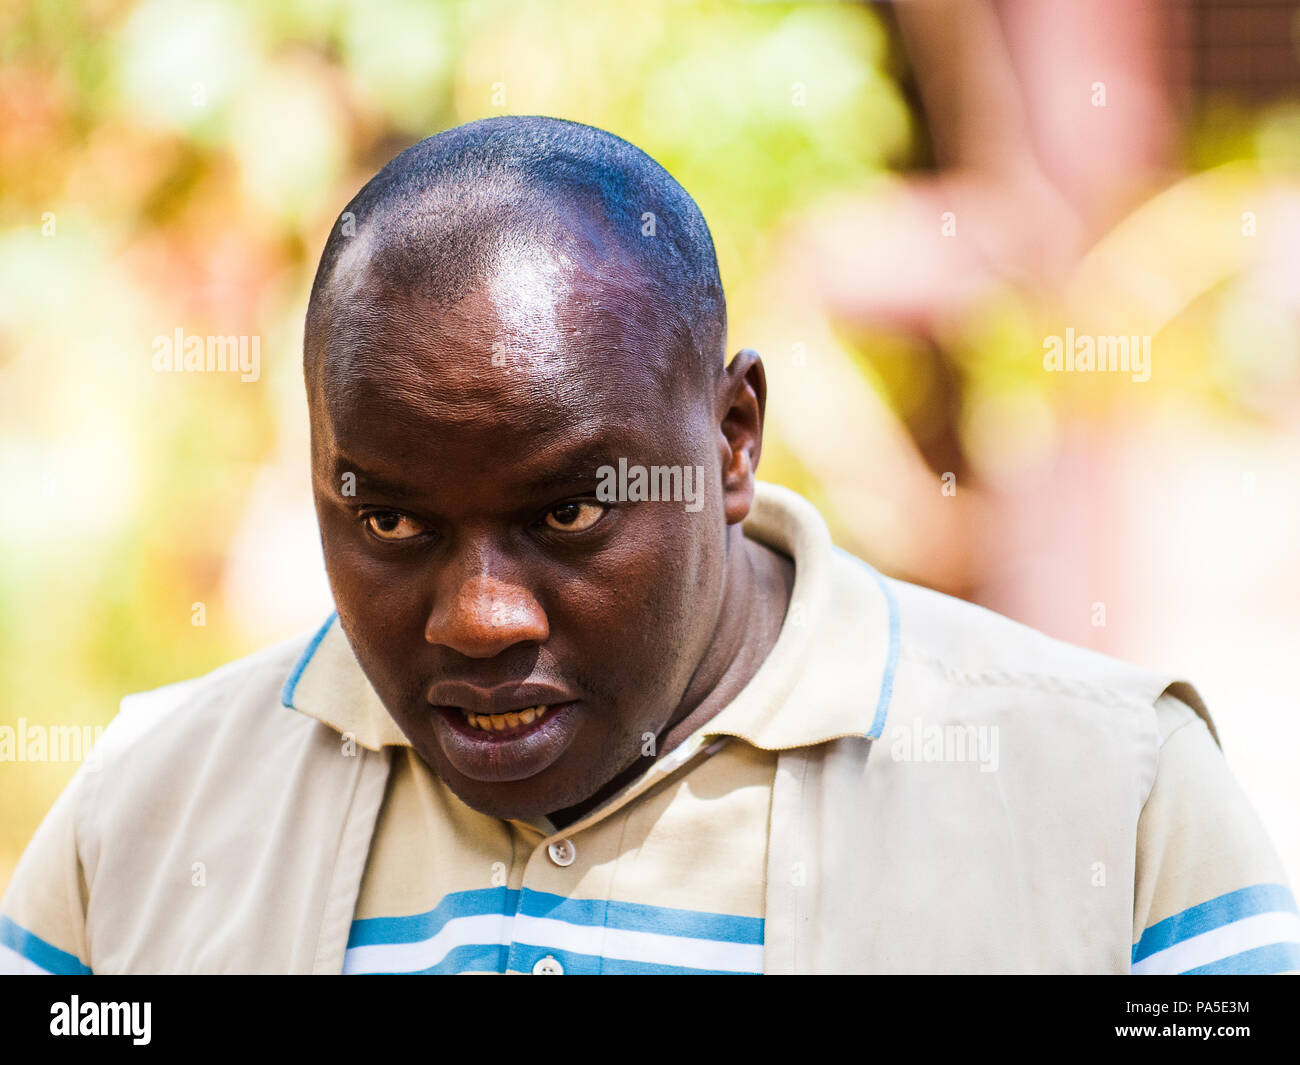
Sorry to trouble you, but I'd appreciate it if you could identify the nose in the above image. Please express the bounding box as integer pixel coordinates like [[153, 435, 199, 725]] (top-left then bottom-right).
[[424, 553, 549, 659]]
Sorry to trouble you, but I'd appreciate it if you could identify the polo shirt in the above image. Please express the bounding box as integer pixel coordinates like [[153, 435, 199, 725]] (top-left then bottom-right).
[[2, 480, 1298, 974], [343, 736, 770, 974], [284, 516, 875, 973]]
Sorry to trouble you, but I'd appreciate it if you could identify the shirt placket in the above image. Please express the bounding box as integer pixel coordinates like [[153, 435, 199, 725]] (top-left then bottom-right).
[[506, 830, 605, 975], [503, 732, 726, 974]]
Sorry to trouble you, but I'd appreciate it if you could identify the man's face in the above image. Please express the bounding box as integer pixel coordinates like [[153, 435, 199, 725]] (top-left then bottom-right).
[[309, 245, 729, 820]]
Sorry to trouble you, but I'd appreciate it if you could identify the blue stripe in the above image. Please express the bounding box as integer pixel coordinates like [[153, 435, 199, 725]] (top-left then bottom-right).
[[1132, 883, 1299, 964], [0, 916, 92, 975], [833, 548, 899, 740], [865, 568, 899, 740], [347, 887, 763, 950], [1182, 941, 1300, 975], [347, 887, 519, 948], [280, 612, 337, 709], [508, 941, 760, 975], [598, 953, 761, 975], [517, 888, 764, 944]]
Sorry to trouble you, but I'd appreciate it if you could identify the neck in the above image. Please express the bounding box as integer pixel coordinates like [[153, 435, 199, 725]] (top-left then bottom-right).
[[545, 524, 794, 830]]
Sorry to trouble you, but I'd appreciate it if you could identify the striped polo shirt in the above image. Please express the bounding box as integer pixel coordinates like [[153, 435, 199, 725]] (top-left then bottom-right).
[[287, 612, 798, 975], [2, 480, 1298, 973], [344, 737, 770, 975]]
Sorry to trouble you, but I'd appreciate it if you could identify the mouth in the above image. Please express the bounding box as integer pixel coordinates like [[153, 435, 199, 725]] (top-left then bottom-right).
[[430, 700, 581, 783], [458, 704, 554, 733]]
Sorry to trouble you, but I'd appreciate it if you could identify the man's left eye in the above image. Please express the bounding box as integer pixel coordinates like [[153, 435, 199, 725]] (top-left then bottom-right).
[[543, 502, 605, 532], [363, 511, 426, 541]]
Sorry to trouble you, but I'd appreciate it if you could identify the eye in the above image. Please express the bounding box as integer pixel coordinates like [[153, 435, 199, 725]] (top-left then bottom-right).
[[543, 501, 606, 532], [361, 510, 427, 542]]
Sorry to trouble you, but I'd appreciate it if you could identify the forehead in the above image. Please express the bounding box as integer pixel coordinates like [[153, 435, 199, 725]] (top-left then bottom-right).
[[311, 252, 704, 481]]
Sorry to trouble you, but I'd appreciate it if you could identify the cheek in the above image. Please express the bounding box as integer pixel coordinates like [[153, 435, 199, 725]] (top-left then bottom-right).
[[319, 507, 414, 602], [550, 513, 719, 695], [318, 525, 429, 675]]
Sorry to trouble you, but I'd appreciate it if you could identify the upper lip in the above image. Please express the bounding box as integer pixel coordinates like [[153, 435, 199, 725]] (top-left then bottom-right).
[[425, 681, 576, 716]]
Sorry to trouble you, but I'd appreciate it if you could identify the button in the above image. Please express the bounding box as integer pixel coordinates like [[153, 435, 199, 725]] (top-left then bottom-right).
[[532, 955, 564, 975], [548, 839, 576, 867]]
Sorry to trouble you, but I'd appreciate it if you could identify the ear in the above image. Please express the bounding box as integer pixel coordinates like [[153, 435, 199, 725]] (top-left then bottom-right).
[[715, 348, 768, 526]]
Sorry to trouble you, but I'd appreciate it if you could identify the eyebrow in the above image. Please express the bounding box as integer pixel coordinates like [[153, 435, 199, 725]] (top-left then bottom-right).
[[328, 443, 626, 501], [517, 445, 624, 493]]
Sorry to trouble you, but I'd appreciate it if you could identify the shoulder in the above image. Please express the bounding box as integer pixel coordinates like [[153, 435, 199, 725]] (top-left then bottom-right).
[[827, 546, 1214, 746], [77, 627, 335, 854], [93, 629, 319, 766], [72, 625, 361, 885]]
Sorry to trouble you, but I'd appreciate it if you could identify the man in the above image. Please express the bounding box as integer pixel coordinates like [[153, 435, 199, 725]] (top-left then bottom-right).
[[3, 116, 1297, 975]]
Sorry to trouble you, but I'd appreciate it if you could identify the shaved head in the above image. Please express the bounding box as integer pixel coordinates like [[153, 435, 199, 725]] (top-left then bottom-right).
[[304, 115, 726, 402]]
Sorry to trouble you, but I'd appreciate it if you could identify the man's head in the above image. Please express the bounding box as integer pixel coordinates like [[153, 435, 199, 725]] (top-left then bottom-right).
[[304, 115, 771, 820]]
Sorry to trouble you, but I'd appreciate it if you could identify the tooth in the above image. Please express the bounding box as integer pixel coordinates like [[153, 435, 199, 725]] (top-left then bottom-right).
[[504, 712, 520, 728], [491, 715, 507, 731], [468, 715, 482, 729], [520, 708, 536, 724], [536, 705, 548, 719]]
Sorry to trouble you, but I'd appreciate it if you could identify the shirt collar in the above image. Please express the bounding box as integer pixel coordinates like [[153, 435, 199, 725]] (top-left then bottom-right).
[[281, 479, 898, 753]]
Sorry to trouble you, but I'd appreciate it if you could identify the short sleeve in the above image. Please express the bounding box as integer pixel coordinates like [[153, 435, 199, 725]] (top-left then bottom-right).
[[1131, 692, 1300, 974], [0, 766, 93, 974]]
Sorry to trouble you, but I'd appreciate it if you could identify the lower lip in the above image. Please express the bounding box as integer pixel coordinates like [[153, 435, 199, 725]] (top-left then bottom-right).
[[430, 701, 581, 783]]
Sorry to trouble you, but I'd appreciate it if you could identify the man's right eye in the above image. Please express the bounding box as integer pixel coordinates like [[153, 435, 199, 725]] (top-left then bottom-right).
[[361, 510, 426, 541]]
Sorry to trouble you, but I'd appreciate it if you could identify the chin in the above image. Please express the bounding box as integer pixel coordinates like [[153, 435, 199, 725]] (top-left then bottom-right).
[[405, 738, 542, 813], [439, 775, 562, 822]]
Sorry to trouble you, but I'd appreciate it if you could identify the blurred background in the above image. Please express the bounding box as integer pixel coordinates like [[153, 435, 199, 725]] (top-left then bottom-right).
[[3, 0, 1299, 897]]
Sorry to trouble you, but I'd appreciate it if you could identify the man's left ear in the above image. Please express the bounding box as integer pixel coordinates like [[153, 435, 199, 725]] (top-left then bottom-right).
[[717, 348, 767, 525]]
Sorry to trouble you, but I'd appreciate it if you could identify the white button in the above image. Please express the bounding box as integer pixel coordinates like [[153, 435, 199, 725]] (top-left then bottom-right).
[[548, 839, 576, 867], [532, 955, 564, 975]]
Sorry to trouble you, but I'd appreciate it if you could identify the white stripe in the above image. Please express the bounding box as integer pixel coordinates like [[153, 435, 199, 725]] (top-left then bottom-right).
[[1132, 910, 1300, 974], [342, 912, 514, 973], [0, 943, 52, 975], [343, 911, 764, 974], [510, 913, 763, 972]]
